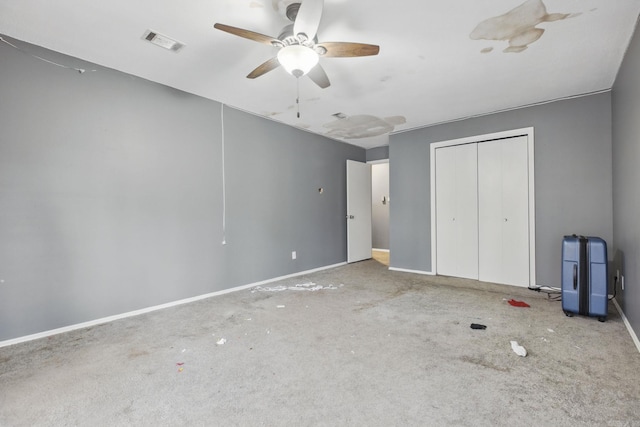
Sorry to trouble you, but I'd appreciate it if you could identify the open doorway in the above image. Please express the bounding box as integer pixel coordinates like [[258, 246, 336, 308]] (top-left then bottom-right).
[[371, 161, 389, 266]]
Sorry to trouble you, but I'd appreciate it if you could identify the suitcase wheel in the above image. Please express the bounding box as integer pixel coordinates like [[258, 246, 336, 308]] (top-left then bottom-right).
[[563, 311, 573, 317], [598, 316, 606, 323]]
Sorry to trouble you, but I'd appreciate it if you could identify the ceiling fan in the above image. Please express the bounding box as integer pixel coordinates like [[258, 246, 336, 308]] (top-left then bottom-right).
[[213, 0, 379, 89]]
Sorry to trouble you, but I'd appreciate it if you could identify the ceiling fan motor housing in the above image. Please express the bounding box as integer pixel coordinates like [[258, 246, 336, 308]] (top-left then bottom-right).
[[286, 3, 301, 22], [278, 23, 317, 49]]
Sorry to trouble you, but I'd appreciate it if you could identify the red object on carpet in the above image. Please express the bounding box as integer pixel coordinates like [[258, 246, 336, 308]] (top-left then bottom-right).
[[508, 299, 530, 308]]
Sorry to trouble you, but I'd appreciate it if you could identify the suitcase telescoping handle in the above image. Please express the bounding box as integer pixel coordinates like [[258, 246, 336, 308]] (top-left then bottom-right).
[[571, 234, 584, 290]]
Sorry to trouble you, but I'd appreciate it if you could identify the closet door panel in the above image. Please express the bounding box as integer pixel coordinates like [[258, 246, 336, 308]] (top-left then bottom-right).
[[455, 144, 479, 279], [478, 136, 529, 286], [435, 144, 478, 279], [435, 147, 458, 276], [501, 136, 530, 286], [478, 140, 503, 284]]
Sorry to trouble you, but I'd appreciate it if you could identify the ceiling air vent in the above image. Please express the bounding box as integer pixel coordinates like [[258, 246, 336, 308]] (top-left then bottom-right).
[[142, 30, 185, 52]]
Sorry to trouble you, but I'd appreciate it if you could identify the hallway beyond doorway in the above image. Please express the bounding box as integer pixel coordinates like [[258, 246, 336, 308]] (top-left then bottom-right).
[[372, 249, 389, 266]]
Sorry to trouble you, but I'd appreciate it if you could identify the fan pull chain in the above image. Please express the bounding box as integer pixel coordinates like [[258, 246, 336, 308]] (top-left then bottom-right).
[[296, 77, 301, 119]]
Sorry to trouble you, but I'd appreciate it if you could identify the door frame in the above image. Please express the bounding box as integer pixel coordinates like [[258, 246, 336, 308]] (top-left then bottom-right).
[[369, 159, 390, 253], [429, 127, 536, 287]]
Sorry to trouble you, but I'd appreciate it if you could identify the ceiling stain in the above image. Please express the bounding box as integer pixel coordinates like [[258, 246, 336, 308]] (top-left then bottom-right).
[[470, 0, 578, 53], [323, 115, 406, 139], [250, 1, 264, 8], [481, 47, 494, 54]]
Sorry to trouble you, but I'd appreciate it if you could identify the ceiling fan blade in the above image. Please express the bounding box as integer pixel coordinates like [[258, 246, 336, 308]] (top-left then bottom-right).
[[247, 57, 281, 79], [317, 42, 380, 58], [293, 0, 324, 41], [214, 23, 278, 46], [307, 63, 330, 89]]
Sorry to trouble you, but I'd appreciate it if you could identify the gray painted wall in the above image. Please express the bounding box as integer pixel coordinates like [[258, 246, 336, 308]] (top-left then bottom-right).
[[366, 146, 389, 162], [371, 163, 389, 250], [222, 107, 363, 284], [0, 37, 364, 341], [612, 21, 640, 338], [389, 93, 613, 289]]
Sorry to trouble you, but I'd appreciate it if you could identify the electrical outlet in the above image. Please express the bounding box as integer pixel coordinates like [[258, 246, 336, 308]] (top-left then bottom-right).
[[292, 251, 297, 260]]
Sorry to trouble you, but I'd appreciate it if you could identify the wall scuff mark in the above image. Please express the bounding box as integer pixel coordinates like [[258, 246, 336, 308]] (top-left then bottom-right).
[[470, 0, 578, 53], [323, 115, 406, 139]]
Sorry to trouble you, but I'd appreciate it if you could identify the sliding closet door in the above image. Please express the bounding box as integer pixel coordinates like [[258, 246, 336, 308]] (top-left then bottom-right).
[[478, 136, 529, 286], [435, 143, 478, 279]]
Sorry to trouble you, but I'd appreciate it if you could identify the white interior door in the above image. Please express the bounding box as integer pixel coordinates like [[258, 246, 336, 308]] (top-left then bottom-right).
[[478, 136, 530, 286], [435, 144, 479, 279], [347, 160, 372, 263]]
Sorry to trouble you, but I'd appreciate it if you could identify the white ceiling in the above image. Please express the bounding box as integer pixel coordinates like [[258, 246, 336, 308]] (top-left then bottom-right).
[[1, 0, 639, 149]]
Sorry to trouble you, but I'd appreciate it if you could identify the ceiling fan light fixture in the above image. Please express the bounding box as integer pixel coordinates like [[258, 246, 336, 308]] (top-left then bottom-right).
[[277, 45, 319, 77]]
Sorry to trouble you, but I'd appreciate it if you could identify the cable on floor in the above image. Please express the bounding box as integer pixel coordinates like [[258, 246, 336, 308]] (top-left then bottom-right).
[[529, 284, 562, 301]]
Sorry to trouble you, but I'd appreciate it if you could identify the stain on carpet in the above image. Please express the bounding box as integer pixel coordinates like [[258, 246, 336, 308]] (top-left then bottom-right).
[[128, 350, 150, 359], [459, 355, 511, 372]]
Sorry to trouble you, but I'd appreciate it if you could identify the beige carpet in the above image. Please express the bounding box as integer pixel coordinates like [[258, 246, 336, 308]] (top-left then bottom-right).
[[1, 260, 639, 426]]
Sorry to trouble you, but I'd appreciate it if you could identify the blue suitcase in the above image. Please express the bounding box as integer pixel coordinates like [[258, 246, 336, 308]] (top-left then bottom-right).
[[561, 235, 608, 322]]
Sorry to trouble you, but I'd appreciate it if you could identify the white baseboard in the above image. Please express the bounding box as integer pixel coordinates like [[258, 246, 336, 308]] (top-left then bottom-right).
[[372, 248, 390, 253], [389, 267, 435, 276], [613, 299, 640, 353], [0, 262, 347, 348]]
